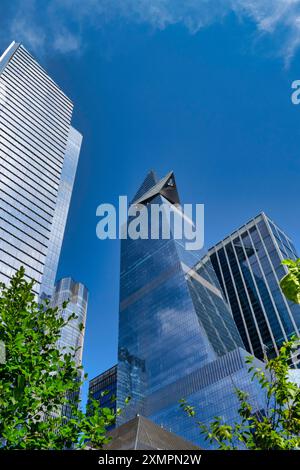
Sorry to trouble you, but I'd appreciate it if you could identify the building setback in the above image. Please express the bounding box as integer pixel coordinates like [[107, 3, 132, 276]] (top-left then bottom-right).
[[0, 41, 82, 298], [208, 212, 300, 364]]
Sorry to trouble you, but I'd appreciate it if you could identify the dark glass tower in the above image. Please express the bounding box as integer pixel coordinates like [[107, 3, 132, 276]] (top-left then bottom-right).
[[208, 212, 300, 365], [117, 171, 267, 448], [88, 365, 117, 430]]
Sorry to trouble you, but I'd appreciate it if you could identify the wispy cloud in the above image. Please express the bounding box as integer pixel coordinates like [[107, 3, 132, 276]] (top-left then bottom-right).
[[2, 0, 300, 63], [8, 0, 46, 53], [52, 29, 81, 54]]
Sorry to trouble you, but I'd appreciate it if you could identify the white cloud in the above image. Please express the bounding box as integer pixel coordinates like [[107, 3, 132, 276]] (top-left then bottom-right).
[[8, 0, 46, 53], [53, 29, 81, 54], [3, 0, 300, 63]]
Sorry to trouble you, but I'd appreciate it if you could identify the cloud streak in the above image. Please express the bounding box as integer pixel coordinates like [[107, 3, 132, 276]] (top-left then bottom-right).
[[2, 0, 300, 62]]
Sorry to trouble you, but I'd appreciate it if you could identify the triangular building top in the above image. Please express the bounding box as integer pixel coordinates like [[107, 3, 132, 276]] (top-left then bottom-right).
[[132, 171, 180, 206]]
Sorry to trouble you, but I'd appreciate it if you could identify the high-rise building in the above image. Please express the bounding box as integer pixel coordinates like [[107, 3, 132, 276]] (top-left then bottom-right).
[[208, 212, 300, 364], [51, 278, 88, 366], [88, 365, 117, 429], [0, 41, 82, 298], [116, 171, 267, 448]]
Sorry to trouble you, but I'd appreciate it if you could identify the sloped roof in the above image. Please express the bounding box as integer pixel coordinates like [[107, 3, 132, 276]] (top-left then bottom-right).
[[104, 415, 200, 450]]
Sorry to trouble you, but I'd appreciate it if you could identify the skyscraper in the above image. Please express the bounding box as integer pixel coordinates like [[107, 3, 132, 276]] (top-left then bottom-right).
[[0, 41, 82, 298], [208, 212, 300, 364], [117, 171, 267, 448], [51, 278, 88, 366]]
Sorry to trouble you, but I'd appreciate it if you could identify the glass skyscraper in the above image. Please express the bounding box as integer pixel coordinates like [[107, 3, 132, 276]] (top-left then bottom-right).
[[208, 212, 300, 364], [0, 41, 82, 298], [117, 171, 267, 448], [51, 278, 88, 366]]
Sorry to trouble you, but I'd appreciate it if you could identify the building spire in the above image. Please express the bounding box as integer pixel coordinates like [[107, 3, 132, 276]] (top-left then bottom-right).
[[131, 170, 158, 204]]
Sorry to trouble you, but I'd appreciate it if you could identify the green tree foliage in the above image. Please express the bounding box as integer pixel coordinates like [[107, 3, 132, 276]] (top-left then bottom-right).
[[181, 258, 300, 450], [280, 259, 300, 304], [181, 338, 300, 449], [0, 268, 117, 449]]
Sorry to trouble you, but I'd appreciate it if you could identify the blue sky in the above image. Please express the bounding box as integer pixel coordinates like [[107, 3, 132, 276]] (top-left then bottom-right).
[[1, 0, 300, 390]]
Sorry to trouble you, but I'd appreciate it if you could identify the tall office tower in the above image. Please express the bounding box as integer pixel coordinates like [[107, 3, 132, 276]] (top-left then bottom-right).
[[208, 212, 300, 364], [88, 365, 117, 429], [0, 41, 82, 298], [117, 171, 267, 448], [51, 278, 88, 366]]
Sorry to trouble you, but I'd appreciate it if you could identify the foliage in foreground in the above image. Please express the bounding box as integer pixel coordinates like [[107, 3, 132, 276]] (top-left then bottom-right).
[[181, 338, 300, 449], [280, 258, 300, 304], [0, 268, 117, 449], [181, 257, 300, 450]]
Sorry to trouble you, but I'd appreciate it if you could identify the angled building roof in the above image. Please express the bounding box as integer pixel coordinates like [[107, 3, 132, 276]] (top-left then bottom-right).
[[132, 171, 180, 206], [104, 415, 200, 450], [131, 170, 158, 203]]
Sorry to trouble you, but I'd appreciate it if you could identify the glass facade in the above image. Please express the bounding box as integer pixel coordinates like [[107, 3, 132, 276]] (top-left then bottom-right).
[[117, 171, 267, 448], [51, 277, 88, 366], [88, 365, 117, 430], [0, 41, 82, 298], [208, 212, 300, 364]]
